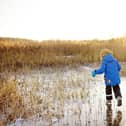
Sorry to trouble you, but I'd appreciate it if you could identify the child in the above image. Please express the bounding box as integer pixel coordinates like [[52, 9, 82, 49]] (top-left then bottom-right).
[[91, 48, 122, 106]]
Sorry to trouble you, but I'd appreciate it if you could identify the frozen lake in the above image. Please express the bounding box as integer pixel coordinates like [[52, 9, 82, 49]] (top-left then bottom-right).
[[2, 65, 126, 126]]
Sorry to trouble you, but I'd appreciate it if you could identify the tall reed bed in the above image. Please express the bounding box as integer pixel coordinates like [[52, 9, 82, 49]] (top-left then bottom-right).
[[0, 37, 126, 72]]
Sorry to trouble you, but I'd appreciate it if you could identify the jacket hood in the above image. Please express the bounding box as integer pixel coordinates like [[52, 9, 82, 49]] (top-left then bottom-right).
[[103, 54, 115, 62], [100, 48, 113, 59]]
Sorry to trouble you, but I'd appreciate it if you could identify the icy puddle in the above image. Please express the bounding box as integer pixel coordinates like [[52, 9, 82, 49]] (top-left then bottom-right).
[[4, 66, 126, 126]]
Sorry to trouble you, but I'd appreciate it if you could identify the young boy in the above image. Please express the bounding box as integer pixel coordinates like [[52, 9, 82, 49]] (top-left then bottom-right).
[[91, 48, 122, 106]]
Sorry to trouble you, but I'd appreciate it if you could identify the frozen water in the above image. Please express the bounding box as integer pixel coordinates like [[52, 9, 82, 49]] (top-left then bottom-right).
[[5, 65, 126, 126]]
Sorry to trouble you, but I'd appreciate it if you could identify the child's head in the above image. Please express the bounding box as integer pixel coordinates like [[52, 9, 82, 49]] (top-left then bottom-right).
[[100, 48, 113, 60]]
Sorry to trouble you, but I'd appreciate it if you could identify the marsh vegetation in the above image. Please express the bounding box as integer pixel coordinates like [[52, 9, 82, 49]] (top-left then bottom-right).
[[0, 37, 126, 126]]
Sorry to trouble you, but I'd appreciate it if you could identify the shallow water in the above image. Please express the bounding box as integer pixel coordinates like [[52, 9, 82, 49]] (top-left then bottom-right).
[[4, 66, 126, 126]]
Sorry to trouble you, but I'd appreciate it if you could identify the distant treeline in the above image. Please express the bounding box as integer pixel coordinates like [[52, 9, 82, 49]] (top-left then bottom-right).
[[0, 37, 126, 72]]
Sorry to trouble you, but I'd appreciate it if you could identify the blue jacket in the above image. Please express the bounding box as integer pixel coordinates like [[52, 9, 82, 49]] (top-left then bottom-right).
[[95, 54, 121, 86]]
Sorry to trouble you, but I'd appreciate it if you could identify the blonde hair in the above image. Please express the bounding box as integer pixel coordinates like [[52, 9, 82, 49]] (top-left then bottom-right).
[[100, 48, 113, 60]]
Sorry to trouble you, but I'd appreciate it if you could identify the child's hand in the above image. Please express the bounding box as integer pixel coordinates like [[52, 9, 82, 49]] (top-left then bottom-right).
[[91, 70, 96, 77]]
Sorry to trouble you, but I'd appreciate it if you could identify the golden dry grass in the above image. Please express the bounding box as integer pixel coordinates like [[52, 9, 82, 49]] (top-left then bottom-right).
[[0, 37, 126, 72], [0, 80, 25, 125]]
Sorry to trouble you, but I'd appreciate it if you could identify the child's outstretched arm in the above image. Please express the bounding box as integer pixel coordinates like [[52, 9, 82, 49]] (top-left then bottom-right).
[[91, 60, 106, 77], [95, 60, 106, 74]]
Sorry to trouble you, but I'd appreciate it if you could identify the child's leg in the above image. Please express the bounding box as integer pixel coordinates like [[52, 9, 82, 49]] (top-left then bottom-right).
[[106, 86, 112, 108], [106, 86, 112, 107], [113, 85, 122, 106], [106, 86, 112, 100], [113, 85, 122, 98]]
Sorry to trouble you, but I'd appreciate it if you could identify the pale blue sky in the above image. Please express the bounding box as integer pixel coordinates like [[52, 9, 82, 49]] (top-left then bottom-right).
[[0, 0, 126, 40]]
